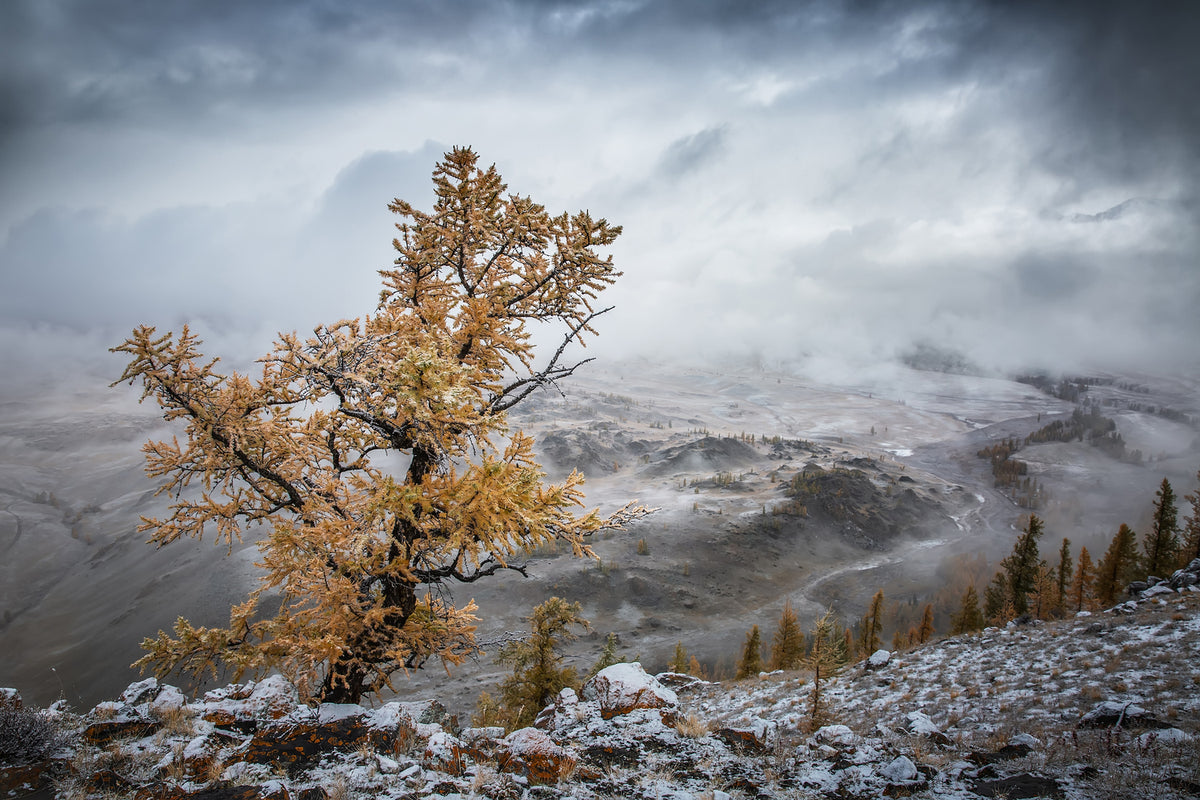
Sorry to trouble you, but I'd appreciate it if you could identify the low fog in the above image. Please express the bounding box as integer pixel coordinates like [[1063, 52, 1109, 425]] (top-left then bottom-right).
[[2, 1, 1199, 387]]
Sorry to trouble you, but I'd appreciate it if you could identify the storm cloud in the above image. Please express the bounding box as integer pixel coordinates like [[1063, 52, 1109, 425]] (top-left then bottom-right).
[[2, 0, 1198, 388]]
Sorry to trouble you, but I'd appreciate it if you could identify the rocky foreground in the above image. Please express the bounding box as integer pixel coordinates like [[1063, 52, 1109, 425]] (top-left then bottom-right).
[[3, 568, 1200, 800]]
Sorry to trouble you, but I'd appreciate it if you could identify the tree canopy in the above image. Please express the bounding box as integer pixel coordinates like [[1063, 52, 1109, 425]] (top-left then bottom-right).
[[113, 146, 646, 703]]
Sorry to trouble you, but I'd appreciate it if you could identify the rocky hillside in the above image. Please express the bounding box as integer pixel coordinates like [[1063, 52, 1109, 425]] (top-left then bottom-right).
[[4, 565, 1199, 800]]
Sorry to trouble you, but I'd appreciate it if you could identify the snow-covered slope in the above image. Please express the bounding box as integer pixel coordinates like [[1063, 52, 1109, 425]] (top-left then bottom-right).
[[4, 578, 1198, 800]]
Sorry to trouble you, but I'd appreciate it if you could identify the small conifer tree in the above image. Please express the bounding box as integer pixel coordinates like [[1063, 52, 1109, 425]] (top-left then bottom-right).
[[917, 603, 935, 643], [1029, 562, 1057, 620], [589, 632, 624, 678], [495, 597, 589, 730], [983, 572, 1012, 625], [1181, 471, 1200, 568], [668, 640, 690, 674], [950, 585, 984, 634], [735, 625, 764, 679], [687, 655, 705, 679], [1069, 546, 1096, 613], [1143, 478, 1179, 578], [769, 600, 805, 671], [1001, 514, 1045, 616], [863, 590, 884, 654], [806, 608, 845, 722], [1096, 523, 1139, 606], [1056, 538, 1072, 615]]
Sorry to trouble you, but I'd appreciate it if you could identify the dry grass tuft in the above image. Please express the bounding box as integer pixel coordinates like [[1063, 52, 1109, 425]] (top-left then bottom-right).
[[675, 712, 711, 738]]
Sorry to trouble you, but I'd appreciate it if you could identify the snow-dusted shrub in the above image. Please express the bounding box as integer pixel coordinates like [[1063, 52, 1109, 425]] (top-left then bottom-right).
[[0, 703, 67, 763]]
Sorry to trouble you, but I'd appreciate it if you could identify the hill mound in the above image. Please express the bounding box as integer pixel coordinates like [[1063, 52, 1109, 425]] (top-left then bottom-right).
[[642, 436, 760, 477]]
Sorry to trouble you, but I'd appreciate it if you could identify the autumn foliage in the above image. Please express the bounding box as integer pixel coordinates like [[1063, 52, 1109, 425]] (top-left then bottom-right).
[[113, 147, 646, 703]]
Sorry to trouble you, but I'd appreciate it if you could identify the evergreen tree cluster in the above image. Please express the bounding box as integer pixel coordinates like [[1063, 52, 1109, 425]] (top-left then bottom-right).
[[1024, 407, 1116, 446], [976, 439, 1044, 509]]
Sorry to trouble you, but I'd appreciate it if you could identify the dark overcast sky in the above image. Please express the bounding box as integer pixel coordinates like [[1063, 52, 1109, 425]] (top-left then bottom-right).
[[1, 0, 1198, 385]]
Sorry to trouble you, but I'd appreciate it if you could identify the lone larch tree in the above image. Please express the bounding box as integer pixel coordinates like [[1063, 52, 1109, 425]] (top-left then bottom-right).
[[113, 146, 646, 703]]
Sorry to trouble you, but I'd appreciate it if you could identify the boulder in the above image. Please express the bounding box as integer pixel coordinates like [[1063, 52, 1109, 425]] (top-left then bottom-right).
[[316, 704, 363, 725], [654, 672, 706, 690], [879, 754, 918, 782], [866, 649, 891, 670], [169, 729, 241, 780], [1169, 571, 1197, 589], [202, 675, 297, 731], [84, 707, 160, 744], [242, 715, 387, 768], [133, 782, 295, 799], [1135, 727, 1192, 748], [581, 662, 678, 720], [967, 742, 1031, 765], [1142, 583, 1175, 599], [904, 710, 952, 746], [1079, 701, 1169, 730], [497, 727, 578, 785], [151, 685, 188, 715], [813, 724, 859, 748], [422, 730, 468, 775], [364, 703, 418, 754], [971, 773, 1063, 798], [121, 677, 161, 707], [0, 760, 62, 798], [714, 726, 769, 755]]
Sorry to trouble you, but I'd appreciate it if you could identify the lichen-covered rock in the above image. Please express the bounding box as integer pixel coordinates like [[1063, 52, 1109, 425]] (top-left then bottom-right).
[[0, 760, 61, 798], [133, 781, 294, 799], [580, 662, 678, 720], [201, 675, 297, 731], [458, 726, 506, 761], [534, 687, 591, 732], [163, 730, 239, 780], [83, 706, 159, 744], [497, 727, 578, 785], [364, 703, 418, 755], [241, 715, 384, 768], [422, 729, 468, 774]]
